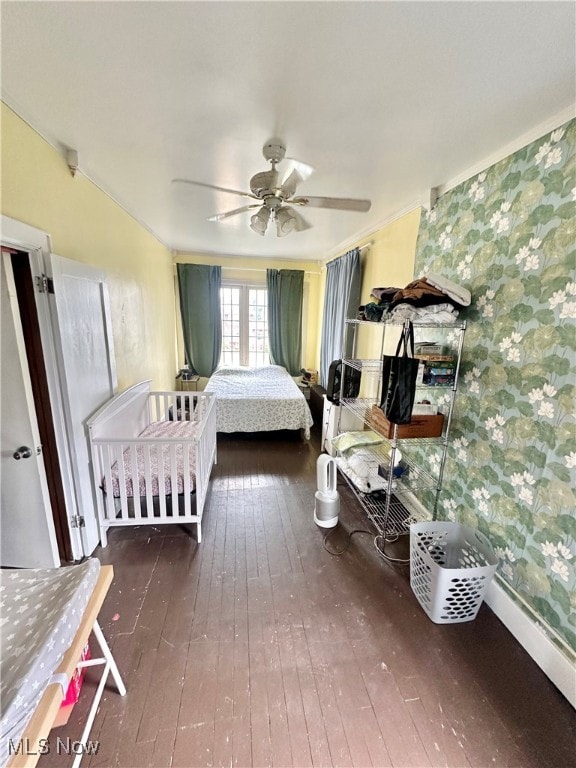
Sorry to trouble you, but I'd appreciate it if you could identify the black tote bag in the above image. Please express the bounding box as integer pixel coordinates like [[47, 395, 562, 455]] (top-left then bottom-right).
[[379, 321, 420, 424]]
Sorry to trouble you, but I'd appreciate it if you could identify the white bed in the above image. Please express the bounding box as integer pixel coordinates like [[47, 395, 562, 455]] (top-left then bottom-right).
[[205, 365, 313, 439], [87, 381, 217, 546]]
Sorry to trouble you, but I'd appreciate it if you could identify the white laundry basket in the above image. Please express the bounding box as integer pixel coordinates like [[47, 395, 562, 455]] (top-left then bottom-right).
[[410, 521, 498, 624]]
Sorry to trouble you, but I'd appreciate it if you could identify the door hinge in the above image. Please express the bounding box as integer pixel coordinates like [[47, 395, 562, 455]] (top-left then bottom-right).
[[35, 274, 55, 294], [70, 515, 85, 528]]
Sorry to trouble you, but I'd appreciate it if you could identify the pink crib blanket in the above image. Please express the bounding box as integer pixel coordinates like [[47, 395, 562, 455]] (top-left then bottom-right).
[[106, 420, 199, 498]]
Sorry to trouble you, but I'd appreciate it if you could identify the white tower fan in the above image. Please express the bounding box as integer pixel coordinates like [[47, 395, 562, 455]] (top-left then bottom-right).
[[314, 454, 340, 528]]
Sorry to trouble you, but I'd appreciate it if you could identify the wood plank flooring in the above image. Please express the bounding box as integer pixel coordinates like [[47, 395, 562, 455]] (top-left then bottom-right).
[[40, 427, 575, 767]]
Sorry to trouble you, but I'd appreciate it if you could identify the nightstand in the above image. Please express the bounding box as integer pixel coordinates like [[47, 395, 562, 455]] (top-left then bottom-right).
[[178, 375, 200, 391], [297, 383, 311, 400]]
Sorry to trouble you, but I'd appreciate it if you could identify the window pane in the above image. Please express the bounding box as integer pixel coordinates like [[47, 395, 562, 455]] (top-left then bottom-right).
[[247, 287, 269, 367], [220, 287, 241, 366], [220, 285, 269, 368]]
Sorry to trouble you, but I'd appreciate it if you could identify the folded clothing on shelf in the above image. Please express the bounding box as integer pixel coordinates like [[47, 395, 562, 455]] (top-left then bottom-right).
[[389, 302, 459, 325], [422, 272, 471, 307], [331, 430, 385, 457], [335, 455, 392, 494]]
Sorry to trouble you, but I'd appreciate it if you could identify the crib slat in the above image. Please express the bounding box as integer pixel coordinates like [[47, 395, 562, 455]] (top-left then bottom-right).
[[117, 443, 129, 519], [170, 443, 179, 517], [182, 442, 191, 516], [102, 445, 117, 522], [156, 445, 167, 519], [143, 444, 154, 518], [129, 444, 142, 520], [197, 427, 207, 512]]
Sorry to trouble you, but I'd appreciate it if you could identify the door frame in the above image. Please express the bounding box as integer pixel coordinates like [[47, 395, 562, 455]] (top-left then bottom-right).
[[8, 250, 75, 561], [1, 215, 84, 560]]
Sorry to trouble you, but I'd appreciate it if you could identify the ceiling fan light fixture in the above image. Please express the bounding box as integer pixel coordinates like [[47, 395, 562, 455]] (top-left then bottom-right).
[[175, 137, 372, 237], [275, 207, 296, 237], [250, 206, 271, 235]]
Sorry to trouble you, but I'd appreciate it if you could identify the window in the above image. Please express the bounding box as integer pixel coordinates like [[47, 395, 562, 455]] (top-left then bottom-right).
[[220, 285, 269, 367]]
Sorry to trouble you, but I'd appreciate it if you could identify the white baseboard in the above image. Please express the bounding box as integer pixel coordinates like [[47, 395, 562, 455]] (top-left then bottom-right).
[[401, 490, 431, 522], [484, 578, 575, 708], [401, 492, 575, 707]]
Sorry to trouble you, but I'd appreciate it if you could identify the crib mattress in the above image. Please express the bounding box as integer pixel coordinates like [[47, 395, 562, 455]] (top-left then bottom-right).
[[0, 559, 101, 766], [108, 419, 199, 498]]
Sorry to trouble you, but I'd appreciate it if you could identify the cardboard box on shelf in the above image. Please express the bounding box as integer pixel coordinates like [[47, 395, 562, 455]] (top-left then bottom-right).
[[367, 405, 444, 438]]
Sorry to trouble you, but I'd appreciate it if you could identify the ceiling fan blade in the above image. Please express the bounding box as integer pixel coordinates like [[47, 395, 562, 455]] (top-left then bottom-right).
[[207, 204, 260, 222], [290, 208, 313, 232], [292, 195, 371, 212], [172, 178, 257, 200], [279, 169, 301, 199], [282, 158, 314, 182], [279, 160, 315, 199], [286, 158, 314, 180]]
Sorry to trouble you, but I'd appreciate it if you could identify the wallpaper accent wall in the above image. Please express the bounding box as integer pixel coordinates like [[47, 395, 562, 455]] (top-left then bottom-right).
[[414, 120, 575, 654]]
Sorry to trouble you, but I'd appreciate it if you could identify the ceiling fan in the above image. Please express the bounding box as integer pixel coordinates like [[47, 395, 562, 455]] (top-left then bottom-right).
[[172, 139, 371, 237]]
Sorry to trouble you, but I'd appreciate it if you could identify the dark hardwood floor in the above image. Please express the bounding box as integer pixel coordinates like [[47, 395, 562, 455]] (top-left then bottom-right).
[[41, 427, 575, 767]]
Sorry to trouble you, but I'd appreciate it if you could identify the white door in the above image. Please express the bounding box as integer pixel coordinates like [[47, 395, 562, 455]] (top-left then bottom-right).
[[48, 255, 117, 556], [0, 252, 60, 567]]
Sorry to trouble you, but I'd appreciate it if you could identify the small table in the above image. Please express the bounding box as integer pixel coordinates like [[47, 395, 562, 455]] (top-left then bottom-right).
[[297, 383, 311, 400], [8, 565, 126, 768], [179, 375, 200, 391]]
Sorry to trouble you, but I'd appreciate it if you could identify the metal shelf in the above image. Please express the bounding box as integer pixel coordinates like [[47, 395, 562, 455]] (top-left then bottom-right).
[[341, 358, 381, 375], [346, 318, 466, 330], [338, 470, 418, 536], [341, 364, 456, 391], [339, 397, 447, 443], [336, 317, 466, 537]]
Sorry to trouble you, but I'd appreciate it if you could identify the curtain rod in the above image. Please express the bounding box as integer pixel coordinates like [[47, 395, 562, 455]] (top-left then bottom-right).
[[220, 266, 321, 275], [325, 241, 373, 266]]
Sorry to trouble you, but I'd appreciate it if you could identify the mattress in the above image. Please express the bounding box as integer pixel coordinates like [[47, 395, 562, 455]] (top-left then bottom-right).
[[107, 419, 199, 498], [0, 559, 101, 766], [205, 365, 313, 438]]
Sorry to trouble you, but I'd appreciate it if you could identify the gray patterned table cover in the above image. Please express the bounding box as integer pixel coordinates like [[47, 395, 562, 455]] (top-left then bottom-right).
[[0, 559, 100, 766]]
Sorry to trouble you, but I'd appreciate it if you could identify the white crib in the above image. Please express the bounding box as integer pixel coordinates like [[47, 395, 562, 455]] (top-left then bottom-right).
[[87, 380, 217, 546]]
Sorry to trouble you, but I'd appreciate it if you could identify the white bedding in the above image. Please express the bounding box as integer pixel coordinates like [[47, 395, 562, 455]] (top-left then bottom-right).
[[205, 365, 313, 439]]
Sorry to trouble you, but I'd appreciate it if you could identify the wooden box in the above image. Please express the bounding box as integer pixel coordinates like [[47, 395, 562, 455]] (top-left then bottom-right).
[[367, 405, 444, 438]]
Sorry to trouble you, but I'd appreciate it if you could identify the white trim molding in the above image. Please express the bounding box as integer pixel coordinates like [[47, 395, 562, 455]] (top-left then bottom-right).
[[438, 105, 576, 196], [484, 577, 576, 708]]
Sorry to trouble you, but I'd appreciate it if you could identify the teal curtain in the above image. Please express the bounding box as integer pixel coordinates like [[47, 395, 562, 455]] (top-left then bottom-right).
[[177, 263, 222, 377], [266, 269, 304, 375], [319, 248, 361, 387]]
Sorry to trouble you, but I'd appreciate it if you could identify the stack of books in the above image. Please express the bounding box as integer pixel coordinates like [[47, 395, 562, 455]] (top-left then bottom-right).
[[415, 345, 456, 387]]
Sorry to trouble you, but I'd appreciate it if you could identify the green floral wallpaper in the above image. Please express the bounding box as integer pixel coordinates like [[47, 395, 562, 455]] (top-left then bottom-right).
[[414, 119, 576, 654]]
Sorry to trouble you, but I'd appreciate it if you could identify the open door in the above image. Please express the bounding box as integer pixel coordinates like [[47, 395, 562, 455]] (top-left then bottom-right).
[[1, 216, 117, 561], [1, 252, 60, 567], [48, 255, 117, 556]]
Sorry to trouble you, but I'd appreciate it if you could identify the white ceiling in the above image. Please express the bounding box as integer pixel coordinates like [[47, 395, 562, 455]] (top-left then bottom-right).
[[2, 1, 575, 261]]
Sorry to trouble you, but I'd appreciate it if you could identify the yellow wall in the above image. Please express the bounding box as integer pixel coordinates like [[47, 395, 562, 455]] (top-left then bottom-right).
[[1, 103, 176, 390], [175, 252, 322, 378], [313, 208, 422, 369]]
